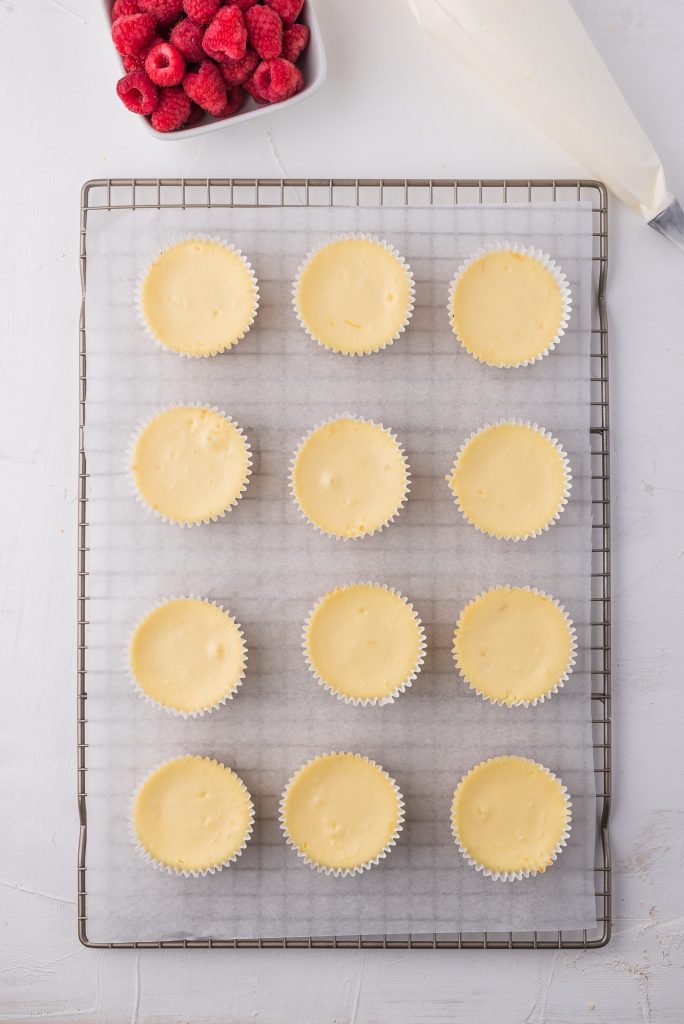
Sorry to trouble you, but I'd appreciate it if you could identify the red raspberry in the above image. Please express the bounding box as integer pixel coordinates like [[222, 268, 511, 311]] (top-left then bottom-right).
[[219, 47, 257, 84], [112, 0, 140, 18], [269, 56, 303, 99], [138, 0, 183, 21], [265, 0, 303, 24], [182, 0, 221, 24], [123, 52, 143, 72], [116, 71, 159, 114], [243, 74, 269, 103], [183, 59, 227, 114], [252, 56, 301, 101], [145, 41, 186, 85], [169, 18, 204, 60], [184, 102, 205, 127], [218, 85, 245, 117], [112, 13, 157, 56], [234, 0, 256, 9], [151, 85, 191, 130], [282, 22, 308, 62], [122, 33, 164, 71], [245, 5, 282, 59], [203, 6, 247, 61], [250, 60, 271, 97]]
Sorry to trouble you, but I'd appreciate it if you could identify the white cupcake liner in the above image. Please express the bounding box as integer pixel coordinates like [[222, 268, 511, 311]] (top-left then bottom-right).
[[279, 752, 405, 877], [127, 595, 248, 719], [289, 414, 411, 541], [445, 419, 572, 541], [302, 582, 426, 707], [292, 233, 415, 357], [130, 754, 255, 877], [452, 585, 577, 708], [447, 241, 572, 369], [135, 233, 260, 358], [128, 402, 253, 527], [451, 755, 573, 882]]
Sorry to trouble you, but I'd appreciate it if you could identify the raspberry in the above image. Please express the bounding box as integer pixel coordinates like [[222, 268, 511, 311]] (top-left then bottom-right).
[[145, 41, 185, 85], [218, 85, 245, 117], [219, 47, 257, 84], [253, 56, 301, 101], [182, 0, 221, 24], [233, 0, 256, 9], [250, 60, 271, 97], [112, 13, 157, 56], [185, 101, 205, 127], [268, 55, 303, 99], [112, 0, 140, 18], [151, 85, 191, 130], [203, 6, 247, 61], [282, 22, 308, 62], [183, 59, 226, 114], [245, 5, 282, 59], [138, 0, 183, 21], [122, 33, 164, 71], [265, 0, 303, 24], [169, 18, 204, 60], [122, 51, 143, 72], [116, 70, 159, 114], [243, 74, 269, 103]]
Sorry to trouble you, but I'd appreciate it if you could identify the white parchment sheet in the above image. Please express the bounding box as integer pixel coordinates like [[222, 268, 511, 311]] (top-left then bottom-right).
[[83, 200, 597, 940]]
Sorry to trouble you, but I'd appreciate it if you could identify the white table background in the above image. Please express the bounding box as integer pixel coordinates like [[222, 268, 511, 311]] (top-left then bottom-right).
[[1, 0, 683, 1020]]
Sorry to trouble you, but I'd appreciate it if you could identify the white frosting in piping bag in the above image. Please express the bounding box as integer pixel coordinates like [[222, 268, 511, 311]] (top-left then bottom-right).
[[408, 0, 672, 221]]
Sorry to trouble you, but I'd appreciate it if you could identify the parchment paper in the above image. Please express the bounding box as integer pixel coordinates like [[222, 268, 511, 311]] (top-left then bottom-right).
[[83, 199, 598, 940]]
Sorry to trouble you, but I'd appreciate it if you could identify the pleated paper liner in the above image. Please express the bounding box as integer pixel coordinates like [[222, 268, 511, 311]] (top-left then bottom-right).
[[128, 403, 253, 527], [127, 596, 247, 719], [451, 756, 572, 882], [446, 419, 572, 541], [292, 233, 415, 357], [302, 582, 426, 706], [279, 752, 405, 877], [130, 755, 255, 877], [135, 234, 259, 358], [289, 414, 410, 540], [453, 585, 577, 708], [447, 241, 572, 368]]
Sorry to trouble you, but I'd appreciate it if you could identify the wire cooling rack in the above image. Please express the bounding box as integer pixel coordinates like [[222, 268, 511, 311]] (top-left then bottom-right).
[[77, 178, 611, 950]]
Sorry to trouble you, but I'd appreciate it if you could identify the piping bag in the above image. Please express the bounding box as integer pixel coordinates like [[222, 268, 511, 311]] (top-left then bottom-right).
[[407, 0, 684, 251]]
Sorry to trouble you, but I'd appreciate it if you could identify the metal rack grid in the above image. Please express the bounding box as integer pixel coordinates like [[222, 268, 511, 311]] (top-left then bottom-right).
[[78, 178, 611, 950]]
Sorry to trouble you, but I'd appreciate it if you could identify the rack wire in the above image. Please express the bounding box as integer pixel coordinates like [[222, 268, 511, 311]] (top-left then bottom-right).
[[78, 178, 611, 950]]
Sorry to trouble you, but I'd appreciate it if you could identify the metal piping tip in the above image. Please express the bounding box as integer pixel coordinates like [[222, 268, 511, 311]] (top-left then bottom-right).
[[649, 198, 684, 253]]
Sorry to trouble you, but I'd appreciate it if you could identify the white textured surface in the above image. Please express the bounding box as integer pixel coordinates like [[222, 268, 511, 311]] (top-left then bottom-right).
[[1, 0, 683, 1020]]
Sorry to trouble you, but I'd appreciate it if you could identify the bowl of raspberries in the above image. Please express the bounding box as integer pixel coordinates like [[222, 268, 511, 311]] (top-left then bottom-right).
[[107, 0, 325, 136]]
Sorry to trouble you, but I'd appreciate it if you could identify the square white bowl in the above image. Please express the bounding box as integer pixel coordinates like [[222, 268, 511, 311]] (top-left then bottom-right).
[[103, 1, 326, 140]]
